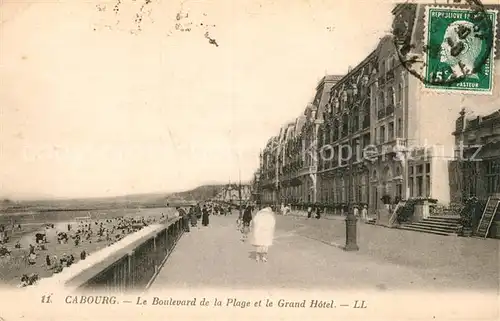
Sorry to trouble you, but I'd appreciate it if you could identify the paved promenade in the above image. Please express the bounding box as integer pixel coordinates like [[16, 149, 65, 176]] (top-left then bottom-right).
[[149, 213, 499, 291]]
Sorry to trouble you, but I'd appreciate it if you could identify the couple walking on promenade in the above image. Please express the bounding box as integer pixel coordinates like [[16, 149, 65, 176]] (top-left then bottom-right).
[[177, 204, 210, 232], [240, 205, 276, 263]]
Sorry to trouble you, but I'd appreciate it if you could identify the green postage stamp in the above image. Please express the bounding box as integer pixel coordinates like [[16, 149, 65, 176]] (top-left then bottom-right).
[[424, 6, 498, 94]]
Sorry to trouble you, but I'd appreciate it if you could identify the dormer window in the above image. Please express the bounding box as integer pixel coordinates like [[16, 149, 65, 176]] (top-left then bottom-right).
[[362, 75, 369, 86], [333, 98, 340, 112]]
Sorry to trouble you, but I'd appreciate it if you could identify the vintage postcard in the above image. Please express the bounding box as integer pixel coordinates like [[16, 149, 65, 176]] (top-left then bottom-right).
[[0, 0, 499, 320]]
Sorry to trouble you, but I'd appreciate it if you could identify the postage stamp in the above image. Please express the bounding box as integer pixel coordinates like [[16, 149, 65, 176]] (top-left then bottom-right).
[[423, 6, 498, 94]]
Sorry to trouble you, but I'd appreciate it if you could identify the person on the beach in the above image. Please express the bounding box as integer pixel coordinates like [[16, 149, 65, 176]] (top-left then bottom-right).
[[52, 256, 63, 273], [250, 207, 276, 263], [27, 251, 36, 265]]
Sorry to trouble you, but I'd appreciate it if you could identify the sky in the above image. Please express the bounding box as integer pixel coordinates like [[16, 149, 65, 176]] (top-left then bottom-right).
[[0, 0, 395, 200]]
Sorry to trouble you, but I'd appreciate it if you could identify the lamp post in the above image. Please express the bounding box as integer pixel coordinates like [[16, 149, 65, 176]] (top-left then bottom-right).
[[238, 166, 243, 219], [257, 152, 263, 209], [344, 84, 359, 251], [275, 145, 280, 212]]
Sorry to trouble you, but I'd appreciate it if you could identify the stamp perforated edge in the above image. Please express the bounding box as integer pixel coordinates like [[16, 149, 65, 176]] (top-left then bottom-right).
[[421, 5, 498, 95]]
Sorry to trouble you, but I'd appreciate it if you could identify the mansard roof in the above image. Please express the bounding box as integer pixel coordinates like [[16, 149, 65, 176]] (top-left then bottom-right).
[[316, 75, 344, 90], [265, 136, 278, 149]]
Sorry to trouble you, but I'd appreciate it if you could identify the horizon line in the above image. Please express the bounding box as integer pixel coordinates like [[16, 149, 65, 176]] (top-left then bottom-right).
[[0, 181, 254, 202]]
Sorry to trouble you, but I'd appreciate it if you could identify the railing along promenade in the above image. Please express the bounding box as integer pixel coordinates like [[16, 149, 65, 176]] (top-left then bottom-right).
[[37, 216, 187, 292]]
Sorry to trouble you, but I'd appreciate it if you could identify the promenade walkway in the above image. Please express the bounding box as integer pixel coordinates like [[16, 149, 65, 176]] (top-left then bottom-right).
[[149, 213, 499, 291]]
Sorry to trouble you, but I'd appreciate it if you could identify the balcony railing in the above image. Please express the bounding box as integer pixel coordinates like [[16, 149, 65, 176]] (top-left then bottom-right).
[[379, 138, 408, 155], [298, 165, 317, 176]]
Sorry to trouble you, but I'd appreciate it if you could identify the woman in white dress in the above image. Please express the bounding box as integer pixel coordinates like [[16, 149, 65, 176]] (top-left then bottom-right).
[[250, 207, 276, 262]]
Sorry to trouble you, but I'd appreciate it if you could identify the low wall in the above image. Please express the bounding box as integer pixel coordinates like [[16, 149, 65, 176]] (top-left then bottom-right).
[[52, 217, 186, 292]]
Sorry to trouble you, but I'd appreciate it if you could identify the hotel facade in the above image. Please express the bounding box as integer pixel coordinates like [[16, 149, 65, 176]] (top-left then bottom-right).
[[258, 2, 500, 221]]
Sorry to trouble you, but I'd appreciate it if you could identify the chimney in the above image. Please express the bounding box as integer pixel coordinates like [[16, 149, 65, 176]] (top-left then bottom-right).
[[348, 65, 353, 73]]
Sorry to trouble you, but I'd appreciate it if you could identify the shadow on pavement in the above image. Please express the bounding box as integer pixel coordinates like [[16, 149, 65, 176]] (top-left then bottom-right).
[[248, 251, 257, 260]]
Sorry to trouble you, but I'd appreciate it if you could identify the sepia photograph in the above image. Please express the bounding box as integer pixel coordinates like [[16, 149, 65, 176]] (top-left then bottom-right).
[[0, 0, 499, 320]]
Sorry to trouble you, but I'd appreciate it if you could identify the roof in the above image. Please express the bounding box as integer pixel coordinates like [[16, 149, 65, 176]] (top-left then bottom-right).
[[316, 74, 344, 90]]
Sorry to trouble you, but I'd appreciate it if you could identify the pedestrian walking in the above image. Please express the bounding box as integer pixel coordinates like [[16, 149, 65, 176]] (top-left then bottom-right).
[[241, 204, 253, 241], [361, 205, 368, 222], [307, 206, 313, 218], [177, 207, 190, 232], [315, 206, 322, 219], [196, 204, 202, 220], [250, 207, 276, 263], [189, 206, 198, 227], [202, 205, 210, 226]]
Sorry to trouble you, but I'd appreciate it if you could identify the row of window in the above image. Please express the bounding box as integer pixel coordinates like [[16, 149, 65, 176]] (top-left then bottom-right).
[[322, 99, 403, 147], [376, 118, 403, 144], [378, 85, 401, 110], [328, 55, 403, 117], [320, 175, 370, 204], [408, 162, 432, 198], [267, 162, 435, 203]]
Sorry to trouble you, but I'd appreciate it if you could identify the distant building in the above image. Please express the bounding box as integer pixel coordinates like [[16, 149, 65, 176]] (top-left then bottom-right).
[[260, 75, 343, 206], [213, 184, 251, 204]]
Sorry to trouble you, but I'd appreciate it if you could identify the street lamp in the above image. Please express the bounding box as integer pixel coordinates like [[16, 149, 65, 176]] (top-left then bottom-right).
[[343, 84, 359, 251], [345, 85, 355, 213], [238, 166, 243, 219]]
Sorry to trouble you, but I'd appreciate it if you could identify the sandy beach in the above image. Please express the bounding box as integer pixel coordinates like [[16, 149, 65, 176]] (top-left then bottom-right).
[[0, 207, 175, 286]]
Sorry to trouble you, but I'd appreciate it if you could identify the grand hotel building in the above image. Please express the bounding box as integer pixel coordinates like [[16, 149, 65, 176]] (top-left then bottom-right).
[[259, 2, 500, 220]]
